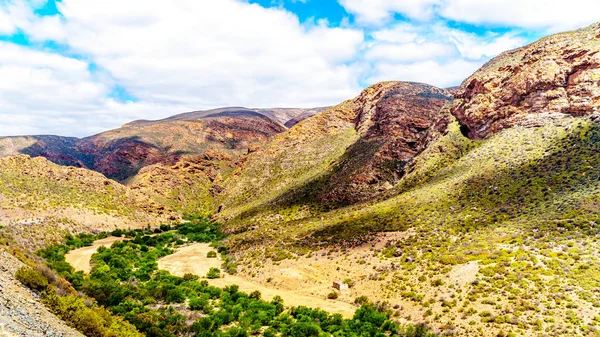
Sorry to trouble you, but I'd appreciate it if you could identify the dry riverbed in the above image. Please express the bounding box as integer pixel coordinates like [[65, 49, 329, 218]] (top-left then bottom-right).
[[64, 239, 357, 318]]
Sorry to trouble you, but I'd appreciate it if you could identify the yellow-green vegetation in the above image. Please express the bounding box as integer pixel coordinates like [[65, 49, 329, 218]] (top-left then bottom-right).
[[0, 156, 160, 218], [222, 114, 600, 336], [218, 82, 399, 227], [128, 161, 217, 217], [15, 265, 142, 337]]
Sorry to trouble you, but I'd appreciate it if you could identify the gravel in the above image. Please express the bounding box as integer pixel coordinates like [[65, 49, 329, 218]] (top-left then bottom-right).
[[0, 251, 82, 337]]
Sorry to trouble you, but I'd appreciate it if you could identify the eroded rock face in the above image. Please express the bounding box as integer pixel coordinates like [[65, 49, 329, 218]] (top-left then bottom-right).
[[452, 22, 600, 139], [320, 82, 453, 204]]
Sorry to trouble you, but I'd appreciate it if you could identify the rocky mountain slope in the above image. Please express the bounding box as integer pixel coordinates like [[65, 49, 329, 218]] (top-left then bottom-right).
[[217, 82, 453, 226], [0, 155, 178, 254], [212, 23, 600, 336], [0, 107, 324, 217], [452, 22, 600, 139], [0, 107, 323, 182]]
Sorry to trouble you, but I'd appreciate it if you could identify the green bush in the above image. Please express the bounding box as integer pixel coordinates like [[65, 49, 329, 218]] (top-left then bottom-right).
[[42, 290, 142, 337], [207, 251, 217, 258], [15, 266, 48, 291], [249, 290, 262, 300], [343, 278, 356, 288], [327, 292, 339, 300], [354, 295, 369, 305], [206, 267, 221, 279], [183, 273, 199, 282], [431, 279, 444, 287]]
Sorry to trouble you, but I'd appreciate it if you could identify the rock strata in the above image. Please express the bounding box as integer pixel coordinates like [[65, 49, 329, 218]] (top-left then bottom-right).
[[451, 23, 600, 139]]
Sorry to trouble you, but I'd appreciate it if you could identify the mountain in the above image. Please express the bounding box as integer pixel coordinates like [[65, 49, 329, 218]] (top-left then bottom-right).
[[451, 22, 600, 139], [2, 23, 600, 337], [0, 155, 178, 253], [0, 107, 324, 182], [217, 82, 453, 225], [212, 23, 600, 336]]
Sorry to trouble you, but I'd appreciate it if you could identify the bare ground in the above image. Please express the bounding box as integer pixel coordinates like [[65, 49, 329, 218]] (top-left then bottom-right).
[[65, 236, 126, 273], [158, 243, 357, 318]]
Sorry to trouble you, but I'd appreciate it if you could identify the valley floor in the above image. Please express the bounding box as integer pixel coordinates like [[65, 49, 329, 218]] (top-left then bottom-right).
[[65, 240, 357, 318]]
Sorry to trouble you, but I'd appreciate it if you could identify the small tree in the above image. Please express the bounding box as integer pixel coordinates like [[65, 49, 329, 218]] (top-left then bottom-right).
[[249, 290, 261, 300], [206, 267, 221, 279], [343, 278, 356, 288], [183, 273, 199, 282]]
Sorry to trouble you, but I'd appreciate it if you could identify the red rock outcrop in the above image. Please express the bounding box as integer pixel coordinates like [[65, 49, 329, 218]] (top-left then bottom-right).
[[451, 22, 600, 139], [321, 82, 452, 204]]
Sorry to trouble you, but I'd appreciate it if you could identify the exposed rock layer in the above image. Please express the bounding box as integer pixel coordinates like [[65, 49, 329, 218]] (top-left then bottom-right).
[[451, 22, 600, 139]]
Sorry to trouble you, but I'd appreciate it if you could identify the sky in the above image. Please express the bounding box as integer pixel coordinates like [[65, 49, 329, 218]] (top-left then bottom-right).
[[0, 0, 599, 137]]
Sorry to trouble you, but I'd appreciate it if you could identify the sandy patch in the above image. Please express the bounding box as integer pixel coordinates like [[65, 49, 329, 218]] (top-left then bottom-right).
[[65, 236, 127, 273], [158, 243, 357, 318], [157, 244, 222, 277], [448, 261, 479, 286]]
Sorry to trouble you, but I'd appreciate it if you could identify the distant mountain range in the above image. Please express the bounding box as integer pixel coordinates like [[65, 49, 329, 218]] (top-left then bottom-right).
[[0, 107, 327, 181]]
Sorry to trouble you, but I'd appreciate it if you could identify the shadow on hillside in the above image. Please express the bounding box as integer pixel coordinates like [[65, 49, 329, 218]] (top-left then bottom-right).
[[20, 135, 165, 181], [230, 138, 390, 228], [302, 120, 600, 246]]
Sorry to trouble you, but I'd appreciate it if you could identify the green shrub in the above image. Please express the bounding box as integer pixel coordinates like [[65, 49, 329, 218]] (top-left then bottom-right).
[[327, 292, 339, 300], [183, 273, 199, 282], [207, 251, 217, 258], [249, 290, 262, 300], [15, 266, 48, 291], [206, 267, 221, 279], [343, 278, 356, 288], [42, 290, 142, 337], [354, 295, 369, 305], [431, 279, 444, 287], [189, 296, 210, 312]]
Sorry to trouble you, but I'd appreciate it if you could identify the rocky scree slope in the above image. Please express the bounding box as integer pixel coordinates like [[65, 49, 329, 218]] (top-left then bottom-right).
[[0, 251, 82, 337]]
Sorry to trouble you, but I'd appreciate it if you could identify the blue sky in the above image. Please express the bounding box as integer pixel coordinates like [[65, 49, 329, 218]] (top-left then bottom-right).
[[0, 0, 599, 137]]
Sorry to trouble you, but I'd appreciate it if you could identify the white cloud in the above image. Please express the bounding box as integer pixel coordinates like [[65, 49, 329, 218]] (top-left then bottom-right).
[[368, 59, 482, 88], [435, 26, 526, 59], [49, 0, 365, 109], [440, 0, 600, 31], [0, 42, 191, 137], [364, 23, 526, 88], [339, 0, 441, 24], [365, 42, 454, 62], [0, 9, 16, 34], [0, 0, 367, 136], [371, 24, 421, 43], [339, 0, 600, 31]]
